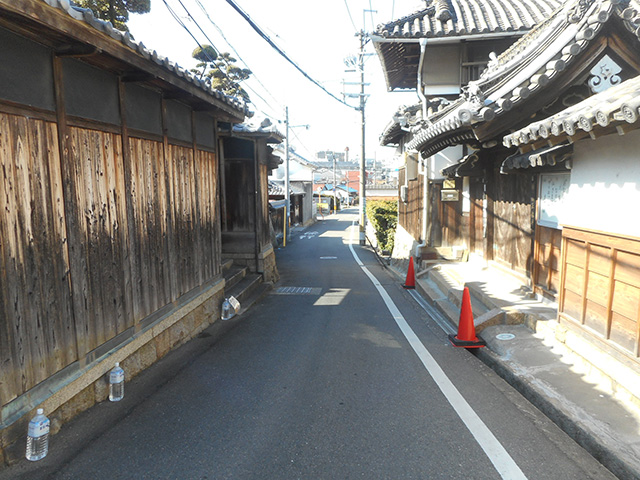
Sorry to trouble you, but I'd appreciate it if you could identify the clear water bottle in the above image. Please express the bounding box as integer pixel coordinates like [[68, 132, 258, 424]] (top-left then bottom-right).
[[25, 408, 50, 461], [109, 362, 125, 402], [221, 298, 231, 320]]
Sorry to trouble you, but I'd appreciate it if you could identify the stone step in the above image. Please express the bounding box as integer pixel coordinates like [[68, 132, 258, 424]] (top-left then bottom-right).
[[225, 273, 262, 307], [221, 258, 234, 272], [223, 265, 247, 291]]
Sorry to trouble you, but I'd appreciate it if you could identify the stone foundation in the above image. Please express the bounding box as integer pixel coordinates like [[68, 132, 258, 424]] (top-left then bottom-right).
[[0, 279, 225, 466]]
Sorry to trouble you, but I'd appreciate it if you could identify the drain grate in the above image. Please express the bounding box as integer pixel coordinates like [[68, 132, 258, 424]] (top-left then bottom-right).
[[273, 286, 322, 295]]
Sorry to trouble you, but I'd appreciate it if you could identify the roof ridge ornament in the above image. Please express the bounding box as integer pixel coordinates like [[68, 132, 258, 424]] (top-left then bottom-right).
[[588, 54, 622, 93], [567, 0, 597, 23], [433, 0, 453, 22]]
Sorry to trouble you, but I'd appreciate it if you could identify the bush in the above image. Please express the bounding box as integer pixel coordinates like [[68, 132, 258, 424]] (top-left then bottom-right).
[[366, 200, 397, 253]]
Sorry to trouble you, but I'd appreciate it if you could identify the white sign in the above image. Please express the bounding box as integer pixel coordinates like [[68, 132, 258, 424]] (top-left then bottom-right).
[[538, 173, 570, 229]]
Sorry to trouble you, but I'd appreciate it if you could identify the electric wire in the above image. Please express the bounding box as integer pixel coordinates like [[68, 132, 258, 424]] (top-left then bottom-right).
[[343, 0, 358, 31], [160, 0, 229, 83], [224, 0, 358, 111], [163, 0, 282, 120], [192, 0, 283, 112], [368, 0, 376, 32]]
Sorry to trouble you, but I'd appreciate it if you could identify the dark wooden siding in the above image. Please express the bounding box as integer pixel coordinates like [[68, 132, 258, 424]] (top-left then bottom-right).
[[533, 225, 562, 298], [257, 163, 271, 248], [469, 178, 484, 255], [398, 168, 423, 242], [0, 112, 221, 407], [491, 168, 536, 276], [0, 114, 76, 403]]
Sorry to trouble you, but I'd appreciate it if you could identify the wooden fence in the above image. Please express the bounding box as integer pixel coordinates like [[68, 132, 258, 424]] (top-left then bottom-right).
[[398, 168, 424, 243], [560, 227, 640, 357], [0, 111, 221, 409], [490, 167, 536, 277]]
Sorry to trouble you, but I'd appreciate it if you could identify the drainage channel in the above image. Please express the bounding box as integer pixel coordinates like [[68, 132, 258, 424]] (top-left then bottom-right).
[[272, 287, 323, 295]]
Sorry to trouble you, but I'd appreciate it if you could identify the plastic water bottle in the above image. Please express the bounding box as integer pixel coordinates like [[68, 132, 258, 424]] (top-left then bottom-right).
[[25, 408, 50, 461], [221, 298, 232, 320], [109, 362, 125, 402]]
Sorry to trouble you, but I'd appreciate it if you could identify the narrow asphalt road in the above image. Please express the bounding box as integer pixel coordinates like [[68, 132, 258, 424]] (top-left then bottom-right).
[[2, 209, 617, 479]]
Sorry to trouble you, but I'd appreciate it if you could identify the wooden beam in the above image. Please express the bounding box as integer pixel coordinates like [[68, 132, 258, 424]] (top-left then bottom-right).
[[605, 248, 617, 340], [55, 44, 99, 57], [0, 0, 245, 122], [117, 78, 138, 326], [581, 242, 591, 325], [121, 72, 155, 83], [52, 54, 87, 357]]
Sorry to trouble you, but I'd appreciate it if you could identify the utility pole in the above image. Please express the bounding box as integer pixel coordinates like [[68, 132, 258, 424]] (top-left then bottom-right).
[[284, 106, 290, 246], [358, 30, 366, 245], [332, 154, 337, 214], [345, 147, 350, 206]]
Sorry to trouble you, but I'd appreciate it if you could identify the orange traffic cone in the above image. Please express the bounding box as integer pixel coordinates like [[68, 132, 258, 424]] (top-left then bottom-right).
[[403, 257, 416, 289], [448, 287, 486, 348]]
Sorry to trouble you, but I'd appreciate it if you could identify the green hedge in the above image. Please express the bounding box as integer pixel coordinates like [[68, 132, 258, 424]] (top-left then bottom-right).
[[366, 200, 397, 253]]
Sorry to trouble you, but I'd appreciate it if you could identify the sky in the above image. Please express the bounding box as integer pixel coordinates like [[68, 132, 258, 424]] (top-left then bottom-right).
[[127, 0, 423, 165]]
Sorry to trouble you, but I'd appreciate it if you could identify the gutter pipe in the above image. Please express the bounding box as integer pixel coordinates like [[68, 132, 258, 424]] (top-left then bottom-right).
[[414, 38, 429, 258]]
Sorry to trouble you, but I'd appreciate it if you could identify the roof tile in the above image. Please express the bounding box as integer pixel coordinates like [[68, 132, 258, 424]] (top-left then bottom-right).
[[376, 0, 561, 38]]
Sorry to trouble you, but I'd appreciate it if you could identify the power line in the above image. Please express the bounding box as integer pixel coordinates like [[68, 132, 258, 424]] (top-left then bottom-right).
[[160, 0, 229, 83], [192, 0, 283, 112], [224, 0, 358, 111], [163, 0, 283, 119], [368, 0, 376, 31], [343, 0, 357, 31]]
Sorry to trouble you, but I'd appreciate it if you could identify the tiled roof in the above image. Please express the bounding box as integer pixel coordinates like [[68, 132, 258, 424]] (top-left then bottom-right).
[[232, 123, 284, 144], [268, 181, 305, 196], [372, 0, 563, 91], [379, 104, 422, 146], [503, 74, 640, 148], [7, 0, 248, 116], [406, 0, 640, 154], [375, 0, 562, 38]]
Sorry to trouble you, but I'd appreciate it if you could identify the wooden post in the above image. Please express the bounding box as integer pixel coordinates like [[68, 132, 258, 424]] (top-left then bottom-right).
[[52, 54, 88, 358]]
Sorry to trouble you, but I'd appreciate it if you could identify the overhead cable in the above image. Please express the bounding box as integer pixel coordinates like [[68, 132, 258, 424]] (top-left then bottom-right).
[[343, 0, 358, 31], [224, 0, 359, 111], [163, 0, 280, 117], [193, 0, 283, 113]]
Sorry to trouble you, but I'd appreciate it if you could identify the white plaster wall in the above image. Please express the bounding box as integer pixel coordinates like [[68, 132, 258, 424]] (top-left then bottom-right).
[[428, 145, 464, 180], [271, 159, 314, 182], [564, 129, 640, 238]]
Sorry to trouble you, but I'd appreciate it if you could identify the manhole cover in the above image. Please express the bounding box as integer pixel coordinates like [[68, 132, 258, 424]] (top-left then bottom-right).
[[496, 333, 516, 341], [273, 287, 322, 295]]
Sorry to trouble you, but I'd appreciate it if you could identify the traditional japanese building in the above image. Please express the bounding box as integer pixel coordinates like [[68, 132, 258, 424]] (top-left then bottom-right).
[[0, 0, 263, 463], [372, 0, 562, 259], [377, 0, 640, 405]]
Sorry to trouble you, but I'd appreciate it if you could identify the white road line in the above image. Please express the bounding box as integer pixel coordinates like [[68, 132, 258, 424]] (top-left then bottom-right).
[[348, 225, 527, 480]]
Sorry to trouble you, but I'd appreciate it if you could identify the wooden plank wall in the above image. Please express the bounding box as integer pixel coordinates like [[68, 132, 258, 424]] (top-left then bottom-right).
[[560, 227, 640, 357], [397, 168, 424, 242], [0, 111, 221, 407], [0, 114, 76, 405], [468, 178, 484, 255], [439, 178, 464, 247], [259, 163, 270, 247], [533, 225, 562, 297], [491, 168, 536, 276]]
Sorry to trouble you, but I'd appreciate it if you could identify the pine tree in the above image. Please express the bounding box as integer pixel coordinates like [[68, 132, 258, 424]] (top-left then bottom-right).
[[74, 0, 150, 31], [191, 45, 252, 102]]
